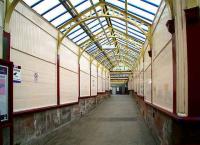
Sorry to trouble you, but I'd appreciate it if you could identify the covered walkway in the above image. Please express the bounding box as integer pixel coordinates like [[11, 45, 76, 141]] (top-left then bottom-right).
[[31, 95, 155, 145], [1, 0, 200, 145]]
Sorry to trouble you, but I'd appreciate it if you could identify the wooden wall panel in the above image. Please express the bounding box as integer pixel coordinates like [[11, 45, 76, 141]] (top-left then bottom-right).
[[152, 6, 172, 59], [80, 56, 90, 74], [60, 45, 78, 73], [133, 73, 135, 91], [144, 66, 152, 103], [102, 78, 105, 92], [139, 72, 144, 96], [128, 75, 133, 90], [62, 38, 79, 55], [105, 79, 109, 91], [152, 42, 173, 112], [10, 11, 57, 64], [80, 71, 90, 97], [144, 45, 151, 70], [11, 49, 57, 112], [15, 2, 57, 37], [91, 76, 97, 96], [10, 7, 59, 112], [98, 66, 102, 77], [60, 68, 78, 104], [98, 76, 103, 92], [91, 63, 97, 77], [152, 1, 166, 30]]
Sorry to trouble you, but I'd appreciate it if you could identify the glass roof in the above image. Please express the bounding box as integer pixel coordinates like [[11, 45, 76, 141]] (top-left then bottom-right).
[[23, 0, 162, 70]]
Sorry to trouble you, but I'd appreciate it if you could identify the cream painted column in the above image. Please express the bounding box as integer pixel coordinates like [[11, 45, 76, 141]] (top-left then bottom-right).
[[0, 0, 4, 59], [174, 0, 188, 117]]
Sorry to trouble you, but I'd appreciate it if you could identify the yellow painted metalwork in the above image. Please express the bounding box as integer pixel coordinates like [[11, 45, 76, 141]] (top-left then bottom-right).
[[79, 37, 141, 59], [60, 16, 147, 43], [4, 0, 21, 32], [80, 30, 143, 48], [58, 2, 149, 43], [112, 61, 134, 70], [164, 0, 174, 18], [99, 52, 136, 64], [186, 0, 199, 8], [90, 47, 136, 65], [65, 0, 112, 68], [2, 0, 172, 72]]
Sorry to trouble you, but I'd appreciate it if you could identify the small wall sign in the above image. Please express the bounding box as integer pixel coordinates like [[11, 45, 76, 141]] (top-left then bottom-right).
[[13, 65, 21, 83], [34, 72, 39, 82]]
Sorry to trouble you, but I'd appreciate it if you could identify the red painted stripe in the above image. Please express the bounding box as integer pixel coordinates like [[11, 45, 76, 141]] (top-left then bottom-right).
[[79, 95, 97, 99], [57, 54, 60, 105], [90, 64, 91, 97], [78, 64, 80, 99], [172, 34, 177, 114]]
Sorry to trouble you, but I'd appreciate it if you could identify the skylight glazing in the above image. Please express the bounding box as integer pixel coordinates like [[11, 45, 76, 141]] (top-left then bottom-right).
[[23, 0, 162, 69]]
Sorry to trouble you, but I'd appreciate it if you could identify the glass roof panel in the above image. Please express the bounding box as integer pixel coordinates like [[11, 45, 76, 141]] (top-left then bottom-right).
[[51, 12, 72, 27], [93, 28, 103, 35], [90, 24, 101, 32], [68, 28, 85, 39], [43, 5, 66, 21], [76, 36, 90, 45], [141, 0, 161, 6], [127, 0, 158, 13], [32, 0, 59, 14], [87, 19, 99, 28], [23, 0, 162, 70], [113, 25, 126, 33], [127, 5, 154, 21], [23, 0, 40, 6], [70, 0, 86, 7], [129, 32, 145, 42], [73, 32, 87, 42], [75, 1, 92, 13], [105, 0, 125, 9], [67, 26, 81, 36]]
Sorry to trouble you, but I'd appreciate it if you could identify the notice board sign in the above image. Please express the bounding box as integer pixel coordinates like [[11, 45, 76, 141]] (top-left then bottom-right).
[[0, 65, 8, 122], [13, 66, 21, 83]]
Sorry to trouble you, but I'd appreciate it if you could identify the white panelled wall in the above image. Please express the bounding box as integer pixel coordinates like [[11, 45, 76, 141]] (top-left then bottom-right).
[[9, 2, 110, 112], [128, 1, 174, 113], [80, 53, 90, 97]]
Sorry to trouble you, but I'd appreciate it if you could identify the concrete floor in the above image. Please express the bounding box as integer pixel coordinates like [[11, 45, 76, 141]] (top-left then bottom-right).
[[32, 95, 156, 145]]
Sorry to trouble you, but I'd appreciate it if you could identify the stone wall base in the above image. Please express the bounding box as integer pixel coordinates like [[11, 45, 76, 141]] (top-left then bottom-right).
[[13, 93, 110, 145], [131, 91, 200, 145]]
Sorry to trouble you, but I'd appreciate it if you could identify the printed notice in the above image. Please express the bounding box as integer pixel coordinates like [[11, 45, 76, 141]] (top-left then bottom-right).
[[0, 77, 6, 95], [13, 66, 21, 83], [0, 65, 8, 122]]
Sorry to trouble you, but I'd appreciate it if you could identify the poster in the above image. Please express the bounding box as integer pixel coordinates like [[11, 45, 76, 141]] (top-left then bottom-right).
[[0, 65, 8, 122], [13, 66, 21, 83]]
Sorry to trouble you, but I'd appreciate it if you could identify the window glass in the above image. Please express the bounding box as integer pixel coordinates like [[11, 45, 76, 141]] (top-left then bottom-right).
[[71, 0, 86, 7], [51, 12, 72, 27], [73, 33, 87, 42], [76, 36, 90, 45], [33, 0, 59, 14], [68, 28, 85, 39], [76, 1, 92, 13], [43, 5, 66, 21], [23, 0, 40, 6]]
